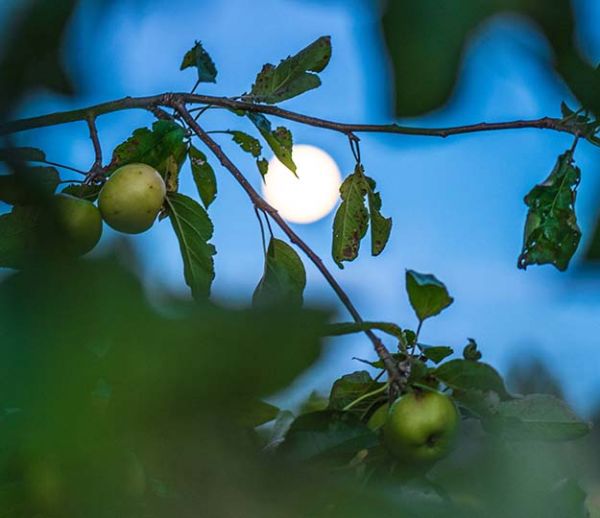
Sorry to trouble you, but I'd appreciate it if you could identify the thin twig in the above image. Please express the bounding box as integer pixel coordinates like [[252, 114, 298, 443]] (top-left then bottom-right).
[[173, 102, 403, 390], [85, 116, 104, 185]]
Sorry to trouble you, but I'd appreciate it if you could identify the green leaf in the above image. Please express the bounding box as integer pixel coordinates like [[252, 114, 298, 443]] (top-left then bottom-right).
[[435, 359, 510, 399], [0, 206, 40, 268], [257, 158, 269, 177], [179, 40, 217, 83], [0, 167, 59, 204], [325, 321, 404, 340], [109, 120, 188, 181], [247, 36, 331, 104], [0, 146, 46, 162], [280, 410, 378, 462], [462, 338, 482, 361], [236, 400, 279, 428], [61, 183, 101, 202], [485, 394, 591, 441], [418, 344, 453, 364], [189, 146, 217, 209], [165, 192, 216, 300], [365, 177, 392, 256], [230, 131, 262, 158], [328, 371, 383, 413], [518, 150, 581, 271], [253, 238, 306, 307], [331, 168, 369, 268], [247, 113, 295, 174], [405, 270, 454, 322]]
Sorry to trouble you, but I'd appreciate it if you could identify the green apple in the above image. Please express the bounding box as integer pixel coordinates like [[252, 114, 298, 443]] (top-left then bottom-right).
[[383, 390, 459, 465], [367, 403, 389, 431], [54, 193, 102, 255], [98, 163, 166, 234]]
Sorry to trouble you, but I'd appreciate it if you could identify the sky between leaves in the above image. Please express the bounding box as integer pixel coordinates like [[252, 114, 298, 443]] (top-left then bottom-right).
[[2, 0, 600, 414]]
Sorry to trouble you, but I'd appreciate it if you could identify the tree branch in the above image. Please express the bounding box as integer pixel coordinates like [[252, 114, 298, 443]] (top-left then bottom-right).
[[0, 93, 581, 142], [173, 101, 403, 392]]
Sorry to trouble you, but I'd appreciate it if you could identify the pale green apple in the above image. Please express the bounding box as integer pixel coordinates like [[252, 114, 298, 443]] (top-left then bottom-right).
[[54, 193, 102, 255], [367, 403, 389, 431]]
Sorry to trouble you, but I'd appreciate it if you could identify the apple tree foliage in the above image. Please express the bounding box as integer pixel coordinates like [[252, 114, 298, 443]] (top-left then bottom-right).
[[0, 1, 599, 516]]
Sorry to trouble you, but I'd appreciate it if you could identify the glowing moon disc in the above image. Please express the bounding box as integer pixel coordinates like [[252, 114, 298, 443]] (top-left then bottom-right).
[[262, 145, 342, 224]]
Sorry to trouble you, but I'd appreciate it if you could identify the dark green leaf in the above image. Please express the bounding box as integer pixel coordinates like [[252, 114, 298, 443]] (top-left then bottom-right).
[[463, 338, 482, 361], [180, 40, 217, 83], [435, 359, 510, 399], [405, 269, 454, 322], [165, 192, 216, 300], [61, 183, 101, 202], [418, 344, 453, 364], [264, 410, 295, 451], [253, 237, 306, 307], [485, 394, 591, 441], [452, 388, 500, 418], [0, 167, 59, 204], [247, 113, 295, 174], [189, 146, 217, 209], [0, 206, 40, 268], [109, 121, 188, 181], [230, 131, 262, 157], [280, 410, 378, 462], [257, 158, 269, 177], [325, 321, 403, 340], [0, 147, 46, 162], [247, 36, 331, 104], [365, 177, 392, 256], [236, 400, 279, 428], [328, 371, 383, 414], [332, 167, 369, 268], [518, 150, 581, 271]]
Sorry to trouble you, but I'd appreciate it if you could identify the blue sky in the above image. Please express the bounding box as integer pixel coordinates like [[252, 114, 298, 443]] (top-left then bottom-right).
[[5, 0, 600, 414]]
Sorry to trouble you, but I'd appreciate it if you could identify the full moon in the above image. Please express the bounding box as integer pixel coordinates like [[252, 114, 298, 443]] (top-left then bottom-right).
[[262, 144, 342, 224]]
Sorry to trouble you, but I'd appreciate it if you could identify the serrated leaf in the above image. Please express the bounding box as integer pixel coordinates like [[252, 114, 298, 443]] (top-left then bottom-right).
[[189, 146, 217, 209], [247, 113, 295, 174], [247, 36, 331, 104], [61, 183, 101, 202], [280, 410, 377, 462], [0, 147, 46, 162], [485, 394, 591, 441], [165, 192, 216, 300], [324, 321, 403, 340], [0, 167, 59, 204], [0, 206, 40, 268], [518, 150, 581, 271], [109, 120, 187, 180], [230, 131, 262, 158], [405, 270, 454, 322], [179, 40, 217, 83], [435, 359, 510, 399], [253, 237, 306, 307], [332, 168, 369, 268], [365, 177, 392, 256]]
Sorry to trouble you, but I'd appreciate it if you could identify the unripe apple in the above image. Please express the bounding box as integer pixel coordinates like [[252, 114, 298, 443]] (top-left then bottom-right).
[[54, 193, 102, 255], [383, 390, 459, 466], [367, 403, 389, 431], [98, 163, 166, 234]]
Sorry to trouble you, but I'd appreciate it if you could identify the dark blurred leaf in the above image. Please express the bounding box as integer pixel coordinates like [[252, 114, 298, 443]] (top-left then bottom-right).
[[584, 211, 600, 262], [253, 237, 306, 308], [109, 121, 187, 179], [452, 388, 500, 418], [332, 167, 369, 268], [247, 113, 295, 174], [280, 410, 377, 462], [462, 338, 482, 361], [0, 147, 46, 162], [0, 206, 40, 268], [325, 321, 404, 340], [485, 394, 591, 441], [231, 131, 262, 158], [328, 371, 383, 415], [236, 400, 279, 428], [165, 192, 216, 300], [179, 41, 217, 83], [518, 150, 581, 271], [189, 145, 217, 209], [0, 167, 59, 205], [247, 36, 331, 104], [435, 359, 510, 399], [405, 270, 453, 322], [419, 345, 453, 364]]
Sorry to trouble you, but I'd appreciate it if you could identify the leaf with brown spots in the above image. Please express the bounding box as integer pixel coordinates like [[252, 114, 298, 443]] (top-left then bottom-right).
[[365, 177, 392, 256]]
